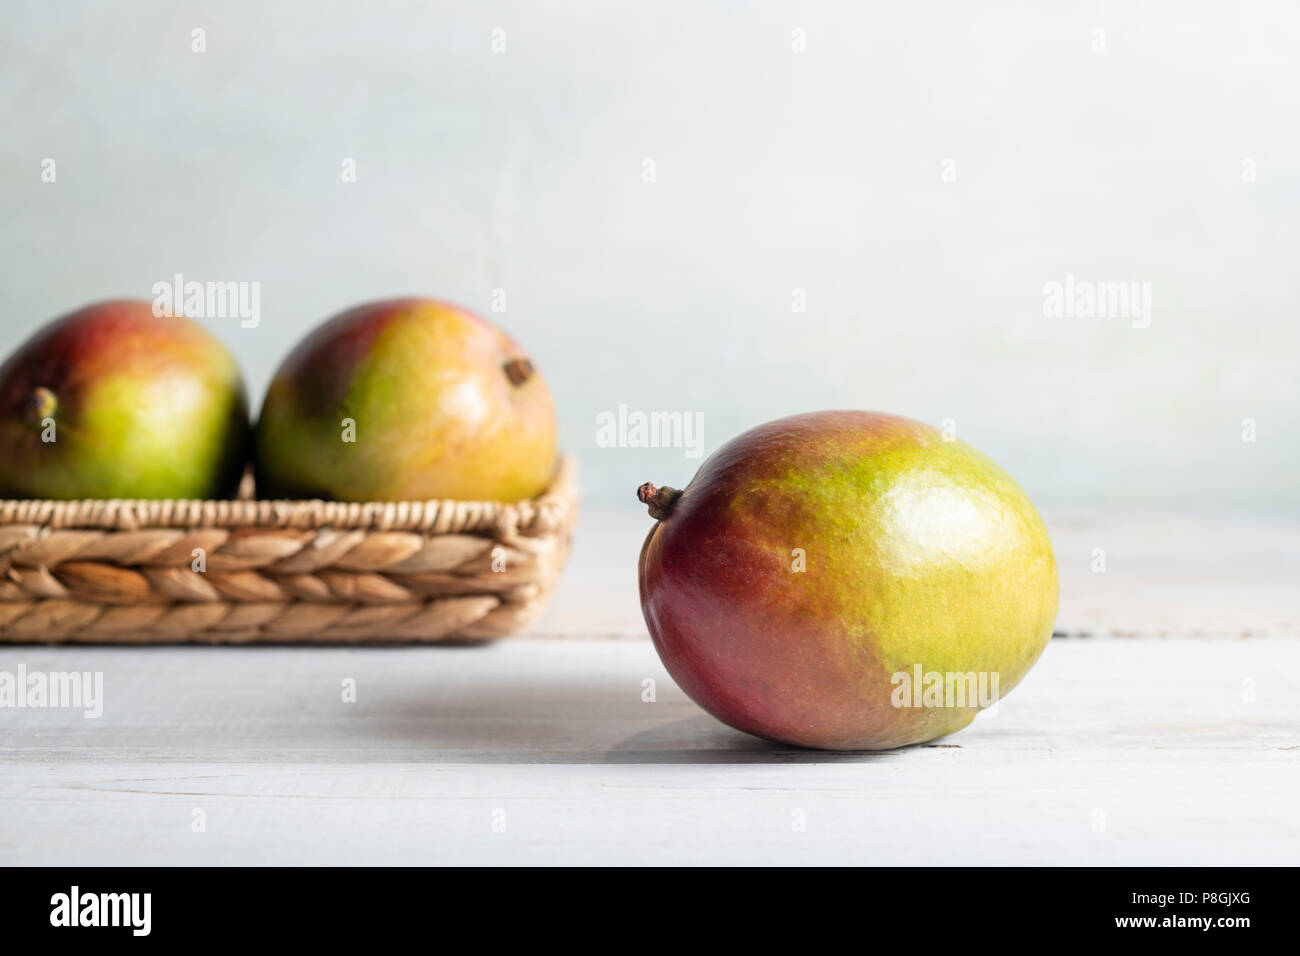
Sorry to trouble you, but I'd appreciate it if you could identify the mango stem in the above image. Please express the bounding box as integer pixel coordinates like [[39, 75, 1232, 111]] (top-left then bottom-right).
[[25, 387, 57, 428], [637, 482, 682, 520], [503, 357, 535, 386]]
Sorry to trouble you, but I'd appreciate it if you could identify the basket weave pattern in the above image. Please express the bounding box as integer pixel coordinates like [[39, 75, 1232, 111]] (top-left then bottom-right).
[[0, 458, 576, 644]]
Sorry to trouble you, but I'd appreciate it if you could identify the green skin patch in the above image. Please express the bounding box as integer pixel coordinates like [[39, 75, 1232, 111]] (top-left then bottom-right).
[[32, 373, 247, 499], [743, 430, 1056, 679]]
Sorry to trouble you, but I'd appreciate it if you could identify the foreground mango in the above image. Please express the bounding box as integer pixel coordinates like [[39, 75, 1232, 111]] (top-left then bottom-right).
[[637, 410, 1058, 750]]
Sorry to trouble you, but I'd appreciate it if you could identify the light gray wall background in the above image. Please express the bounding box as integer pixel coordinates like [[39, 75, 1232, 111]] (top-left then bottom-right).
[[1, 0, 1296, 508]]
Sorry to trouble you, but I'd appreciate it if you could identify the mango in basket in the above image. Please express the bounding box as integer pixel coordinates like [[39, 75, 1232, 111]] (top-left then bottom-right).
[[255, 298, 556, 502], [0, 300, 251, 500]]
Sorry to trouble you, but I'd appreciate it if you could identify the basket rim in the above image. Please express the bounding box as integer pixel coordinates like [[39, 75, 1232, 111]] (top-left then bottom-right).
[[0, 456, 576, 534]]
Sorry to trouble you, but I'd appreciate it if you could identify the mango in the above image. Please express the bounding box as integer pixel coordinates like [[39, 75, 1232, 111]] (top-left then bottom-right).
[[0, 300, 250, 500], [254, 298, 556, 502], [637, 411, 1058, 750]]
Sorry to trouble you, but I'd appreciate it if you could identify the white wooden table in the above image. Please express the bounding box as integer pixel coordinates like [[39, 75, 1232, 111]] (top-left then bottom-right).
[[2, 506, 1297, 865]]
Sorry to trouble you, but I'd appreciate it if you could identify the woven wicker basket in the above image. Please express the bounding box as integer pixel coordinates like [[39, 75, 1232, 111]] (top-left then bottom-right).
[[0, 457, 576, 644]]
